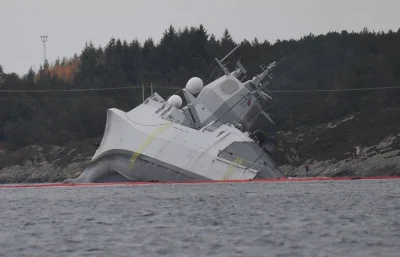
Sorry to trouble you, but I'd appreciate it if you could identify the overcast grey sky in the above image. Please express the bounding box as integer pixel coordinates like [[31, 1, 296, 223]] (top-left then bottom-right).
[[1, 0, 399, 75]]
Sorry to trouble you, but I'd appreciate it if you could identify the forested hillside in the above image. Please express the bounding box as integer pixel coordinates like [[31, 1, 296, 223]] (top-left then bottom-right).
[[1, 25, 400, 147]]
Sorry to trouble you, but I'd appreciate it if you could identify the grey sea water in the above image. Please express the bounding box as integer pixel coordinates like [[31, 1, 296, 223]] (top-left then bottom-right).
[[0, 179, 399, 257]]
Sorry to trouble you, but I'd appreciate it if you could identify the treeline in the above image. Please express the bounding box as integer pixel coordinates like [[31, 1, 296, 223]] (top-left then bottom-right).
[[1, 25, 400, 147]]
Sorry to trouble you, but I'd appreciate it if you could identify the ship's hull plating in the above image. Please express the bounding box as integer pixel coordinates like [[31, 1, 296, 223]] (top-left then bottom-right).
[[64, 150, 210, 183], [64, 149, 282, 183], [64, 107, 285, 183]]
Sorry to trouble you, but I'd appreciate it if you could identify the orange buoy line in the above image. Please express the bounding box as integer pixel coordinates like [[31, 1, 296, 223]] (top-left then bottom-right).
[[0, 176, 399, 189]]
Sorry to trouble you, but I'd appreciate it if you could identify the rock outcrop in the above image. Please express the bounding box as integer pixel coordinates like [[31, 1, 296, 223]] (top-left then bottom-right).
[[0, 139, 98, 183], [271, 108, 400, 177]]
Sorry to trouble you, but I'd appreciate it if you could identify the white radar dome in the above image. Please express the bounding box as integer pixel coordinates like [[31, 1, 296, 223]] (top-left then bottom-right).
[[185, 77, 204, 95], [167, 95, 182, 108]]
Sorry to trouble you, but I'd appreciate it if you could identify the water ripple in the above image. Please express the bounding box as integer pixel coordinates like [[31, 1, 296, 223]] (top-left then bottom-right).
[[0, 180, 399, 257]]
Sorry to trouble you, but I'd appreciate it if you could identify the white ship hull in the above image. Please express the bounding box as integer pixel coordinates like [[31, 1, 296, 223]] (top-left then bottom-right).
[[64, 106, 284, 183], [64, 44, 287, 183]]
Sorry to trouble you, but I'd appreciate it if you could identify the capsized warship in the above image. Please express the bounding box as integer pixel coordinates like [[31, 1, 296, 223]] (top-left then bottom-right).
[[64, 43, 286, 183]]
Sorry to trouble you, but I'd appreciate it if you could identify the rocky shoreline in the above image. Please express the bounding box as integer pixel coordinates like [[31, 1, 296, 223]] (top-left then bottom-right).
[[1, 110, 399, 183], [271, 108, 400, 178], [0, 139, 97, 184]]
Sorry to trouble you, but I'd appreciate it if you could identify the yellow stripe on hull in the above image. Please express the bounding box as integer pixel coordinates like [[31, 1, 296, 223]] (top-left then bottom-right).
[[128, 122, 172, 169], [223, 157, 244, 180]]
